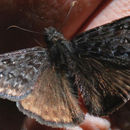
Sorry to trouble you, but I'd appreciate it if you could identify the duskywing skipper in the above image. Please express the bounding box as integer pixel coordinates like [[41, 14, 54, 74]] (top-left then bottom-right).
[[0, 16, 129, 128]]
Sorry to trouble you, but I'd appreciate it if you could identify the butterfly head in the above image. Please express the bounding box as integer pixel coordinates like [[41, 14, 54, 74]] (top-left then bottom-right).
[[44, 27, 65, 48]]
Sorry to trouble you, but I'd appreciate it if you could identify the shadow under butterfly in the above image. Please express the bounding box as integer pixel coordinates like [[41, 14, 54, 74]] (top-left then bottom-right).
[[0, 16, 129, 128]]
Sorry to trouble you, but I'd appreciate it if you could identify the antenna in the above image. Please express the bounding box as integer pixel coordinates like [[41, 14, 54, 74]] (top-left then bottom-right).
[[7, 1, 77, 34], [59, 0, 77, 30], [7, 25, 43, 35], [7, 25, 44, 47]]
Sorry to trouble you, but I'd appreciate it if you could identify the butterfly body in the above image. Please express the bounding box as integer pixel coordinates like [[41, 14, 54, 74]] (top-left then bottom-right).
[[0, 16, 130, 128], [45, 27, 74, 71]]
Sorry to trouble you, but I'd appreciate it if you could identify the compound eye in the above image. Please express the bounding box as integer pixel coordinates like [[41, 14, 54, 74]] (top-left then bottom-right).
[[52, 36, 58, 43]]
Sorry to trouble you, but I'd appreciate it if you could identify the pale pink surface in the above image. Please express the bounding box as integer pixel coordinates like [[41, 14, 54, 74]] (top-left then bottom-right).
[[83, 0, 130, 31]]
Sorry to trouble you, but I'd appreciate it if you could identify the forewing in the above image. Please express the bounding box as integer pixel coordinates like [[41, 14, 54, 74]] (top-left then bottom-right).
[[72, 16, 130, 66], [0, 47, 49, 101], [17, 67, 84, 128], [71, 16, 130, 116]]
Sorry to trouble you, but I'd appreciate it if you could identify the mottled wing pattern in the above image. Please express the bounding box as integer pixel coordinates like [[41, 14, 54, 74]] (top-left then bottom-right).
[[0, 47, 49, 101], [72, 16, 130, 116], [72, 16, 130, 66], [17, 67, 84, 128]]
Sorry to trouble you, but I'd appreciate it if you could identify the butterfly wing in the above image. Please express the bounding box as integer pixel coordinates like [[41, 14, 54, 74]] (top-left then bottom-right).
[[71, 16, 130, 116], [0, 46, 84, 127], [72, 16, 130, 65], [0, 47, 49, 101], [17, 67, 84, 128]]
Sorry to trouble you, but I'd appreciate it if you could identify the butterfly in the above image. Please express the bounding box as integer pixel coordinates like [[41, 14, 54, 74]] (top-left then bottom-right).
[[0, 16, 129, 128]]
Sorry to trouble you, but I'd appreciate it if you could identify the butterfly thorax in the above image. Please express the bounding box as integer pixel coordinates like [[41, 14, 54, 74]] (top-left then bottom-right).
[[44, 27, 74, 71]]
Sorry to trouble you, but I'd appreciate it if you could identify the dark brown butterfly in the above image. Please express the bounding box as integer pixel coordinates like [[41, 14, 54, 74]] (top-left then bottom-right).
[[0, 16, 129, 128]]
